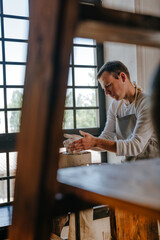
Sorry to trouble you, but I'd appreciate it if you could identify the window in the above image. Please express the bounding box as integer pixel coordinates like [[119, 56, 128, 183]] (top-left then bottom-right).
[[63, 38, 106, 136], [0, 0, 29, 204], [0, 0, 106, 205], [63, 37, 106, 163]]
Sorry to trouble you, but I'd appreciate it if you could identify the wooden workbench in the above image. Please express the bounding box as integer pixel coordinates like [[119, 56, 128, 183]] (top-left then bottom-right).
[[58, 158, 160, 219]]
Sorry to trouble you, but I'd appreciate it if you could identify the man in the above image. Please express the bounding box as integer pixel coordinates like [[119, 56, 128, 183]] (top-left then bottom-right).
[[68, 61, 159, 161]]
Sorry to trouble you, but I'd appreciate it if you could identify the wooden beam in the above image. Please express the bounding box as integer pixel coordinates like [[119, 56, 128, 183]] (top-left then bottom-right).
[[9, 0, 78, 239], [58, 159, 160, 219], [76, 5, 160, 48]]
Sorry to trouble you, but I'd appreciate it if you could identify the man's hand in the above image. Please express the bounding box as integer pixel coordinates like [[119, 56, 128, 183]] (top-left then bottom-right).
[[69, 130, 97, 151], [63, 134, 82, 153]]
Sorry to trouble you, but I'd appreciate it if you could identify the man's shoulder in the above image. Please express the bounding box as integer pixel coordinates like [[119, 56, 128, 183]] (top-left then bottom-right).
[[136, 91, 150, 110]]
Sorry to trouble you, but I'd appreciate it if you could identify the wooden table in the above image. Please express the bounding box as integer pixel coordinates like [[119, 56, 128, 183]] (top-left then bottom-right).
[[58, 158, 160, 219]]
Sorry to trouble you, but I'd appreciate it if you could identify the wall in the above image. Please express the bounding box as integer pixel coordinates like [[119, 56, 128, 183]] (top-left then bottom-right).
[[135, 0, 160, 92]]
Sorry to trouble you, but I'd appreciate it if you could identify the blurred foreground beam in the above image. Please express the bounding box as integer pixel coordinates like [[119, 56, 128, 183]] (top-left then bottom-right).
[[9, 0, 78, 239], [76, 4, 160, 48]]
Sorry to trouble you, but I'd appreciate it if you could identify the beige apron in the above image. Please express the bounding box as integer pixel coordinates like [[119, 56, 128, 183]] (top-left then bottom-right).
[[116, 87, 160, 161]]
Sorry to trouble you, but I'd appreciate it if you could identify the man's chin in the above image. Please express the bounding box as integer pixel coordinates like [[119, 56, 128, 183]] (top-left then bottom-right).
[[112, 95, 119, 100]]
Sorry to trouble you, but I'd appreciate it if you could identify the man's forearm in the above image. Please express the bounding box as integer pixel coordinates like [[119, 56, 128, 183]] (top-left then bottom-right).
[[94, 138, 117, 153]]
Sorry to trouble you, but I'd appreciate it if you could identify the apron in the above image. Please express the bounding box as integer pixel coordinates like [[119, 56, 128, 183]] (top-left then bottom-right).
[[115, 86, 160, 161]]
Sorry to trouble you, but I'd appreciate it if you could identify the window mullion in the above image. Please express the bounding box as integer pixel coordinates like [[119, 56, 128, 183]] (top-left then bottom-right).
[[0, 0, 8, 134], [71, 46, 77, 129], [6, 152, 10, 202]]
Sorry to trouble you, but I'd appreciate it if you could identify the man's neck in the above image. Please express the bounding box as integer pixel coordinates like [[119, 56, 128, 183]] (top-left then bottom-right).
[[124, 84, 136, 105]]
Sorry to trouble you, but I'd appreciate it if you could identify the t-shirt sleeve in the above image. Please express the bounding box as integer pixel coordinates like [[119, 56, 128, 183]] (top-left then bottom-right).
[[116, 95, 154, 156]]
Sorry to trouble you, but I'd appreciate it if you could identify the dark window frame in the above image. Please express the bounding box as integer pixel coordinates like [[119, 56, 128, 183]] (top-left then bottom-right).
[[63, 42, 106, 137], [0, 0, 29, 205]]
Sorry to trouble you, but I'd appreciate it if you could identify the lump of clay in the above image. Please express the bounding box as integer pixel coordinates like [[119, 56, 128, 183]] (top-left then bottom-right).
[[63, 133, 82, 154]]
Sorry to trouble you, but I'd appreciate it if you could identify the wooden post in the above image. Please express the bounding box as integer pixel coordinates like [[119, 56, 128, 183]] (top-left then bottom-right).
[[9, 0, 78, 239]]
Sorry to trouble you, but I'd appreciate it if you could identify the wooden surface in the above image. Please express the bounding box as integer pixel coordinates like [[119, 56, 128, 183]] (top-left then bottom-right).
[[115, 209, 158, 240], [76, 4, 160, 48], [58, 159, 160, 218], [9, 0, 78, 240]]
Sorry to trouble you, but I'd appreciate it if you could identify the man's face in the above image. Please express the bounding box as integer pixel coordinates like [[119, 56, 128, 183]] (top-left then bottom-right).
[[98, 71, 126, 100]]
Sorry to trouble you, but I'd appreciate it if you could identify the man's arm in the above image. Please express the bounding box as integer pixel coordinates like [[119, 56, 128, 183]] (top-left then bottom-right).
[[69, 130, 116, 153]]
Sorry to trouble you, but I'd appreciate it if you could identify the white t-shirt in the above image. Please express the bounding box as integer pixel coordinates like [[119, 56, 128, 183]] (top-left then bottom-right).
[[99, 92, 157, 157]]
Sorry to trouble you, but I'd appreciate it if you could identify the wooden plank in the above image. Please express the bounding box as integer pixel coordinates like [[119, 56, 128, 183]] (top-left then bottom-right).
[[115, 208, 159, 240], [9, 0, 78, 240], [109, 208, 117, 240], [58, 159, 160, 218], [76, 5, 160, 48]]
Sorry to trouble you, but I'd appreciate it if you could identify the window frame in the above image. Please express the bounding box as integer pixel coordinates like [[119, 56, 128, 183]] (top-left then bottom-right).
[[63, 0, 106, 138], [63, 42, 106, 137], [0, 0, 29, 205]]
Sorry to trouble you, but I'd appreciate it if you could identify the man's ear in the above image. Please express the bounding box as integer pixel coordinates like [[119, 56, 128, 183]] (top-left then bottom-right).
[[120, 72, 126, 82]]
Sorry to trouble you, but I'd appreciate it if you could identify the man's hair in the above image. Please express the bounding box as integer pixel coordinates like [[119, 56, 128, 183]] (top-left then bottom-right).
[[97, 61, 130, 80]]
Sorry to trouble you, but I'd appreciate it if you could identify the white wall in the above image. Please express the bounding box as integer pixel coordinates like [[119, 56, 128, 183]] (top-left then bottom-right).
[[135, 0, 160, 92]]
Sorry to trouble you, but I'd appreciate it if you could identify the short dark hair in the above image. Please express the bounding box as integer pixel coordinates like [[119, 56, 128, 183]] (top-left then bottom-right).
[[97, 61, 130, 80]]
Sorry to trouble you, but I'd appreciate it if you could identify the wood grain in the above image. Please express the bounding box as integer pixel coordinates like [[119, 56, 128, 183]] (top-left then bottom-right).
[[76, 4, 160, 48], [58, 159, 160, 218], [115, 208, 158, 240], [9, 0, 78, 240]]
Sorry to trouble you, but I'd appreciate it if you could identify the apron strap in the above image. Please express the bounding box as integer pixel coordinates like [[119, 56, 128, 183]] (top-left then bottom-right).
[[132, 81, 142, 108]]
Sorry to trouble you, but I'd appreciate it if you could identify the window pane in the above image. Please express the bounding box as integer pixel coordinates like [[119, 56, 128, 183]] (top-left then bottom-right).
[[63, 110, 74, 129], [0, 112, 5, 133], [74, 68, 97, 86], [0, 65, 3, 85], [65, 89, 73, 107], [6, 65, 26, 85], [0, 153, 7, 177], [0, 41, 2, 61], [74, 38, 95, 45], [76, 109, 99, 128], [9, 152, 17, 176], [0, 89, 4, 108], [0, 180, 7, 203], [74, 47, 96, 66], [3, 0, 29, 17], [7, 110, 21, 133], [5, 42, 28, 62], [75, 89, 98, 107], [7, 88, 23, 108], [4, 18, 29, 39], [10, 178, 15, 201], [68, 68, 72, 86]]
